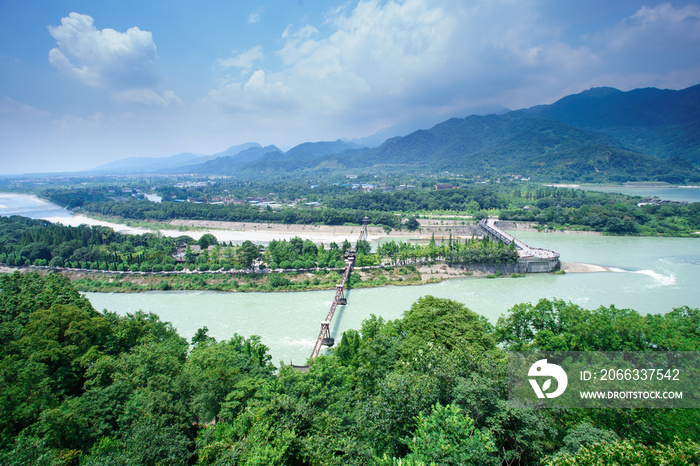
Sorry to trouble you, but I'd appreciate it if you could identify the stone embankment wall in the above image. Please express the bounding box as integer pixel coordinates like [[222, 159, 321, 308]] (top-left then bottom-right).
[[451, 257, 560, 274]]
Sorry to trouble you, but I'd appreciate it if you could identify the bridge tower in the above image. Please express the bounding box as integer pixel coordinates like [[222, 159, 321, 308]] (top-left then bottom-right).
[[320, 321, 334, 347], [360, 216, 370, 241], [336, 284, 347, 305]]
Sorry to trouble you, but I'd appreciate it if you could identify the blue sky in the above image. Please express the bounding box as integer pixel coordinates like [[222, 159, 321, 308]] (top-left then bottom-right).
[[1, 0, 699, 174]]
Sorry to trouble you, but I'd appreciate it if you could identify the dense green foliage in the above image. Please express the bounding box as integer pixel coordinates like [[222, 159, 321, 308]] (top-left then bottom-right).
[[0, 216, 518, 280], [0, 216, 184, 270], [0, 216, 270, 272], [496, 298, 700, 352], [0, 272, 273, 465], [327, 187, 505, 212], [1, 273, 698, 464], [43, 188, 402, 230], [498, 185, 700, 236], [40, 180, 700, 238], [377, 236, 518, 266]]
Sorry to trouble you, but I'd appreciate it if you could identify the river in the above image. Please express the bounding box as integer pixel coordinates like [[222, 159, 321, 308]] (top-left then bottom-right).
[[3, 192, 699, 365], [86, 232, 700, 365], [579, 185, 700, 203]]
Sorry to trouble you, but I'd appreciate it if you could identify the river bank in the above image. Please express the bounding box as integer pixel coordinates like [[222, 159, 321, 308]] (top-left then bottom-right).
[[167, 219, 391, 244], [0, 257, 608, 294]]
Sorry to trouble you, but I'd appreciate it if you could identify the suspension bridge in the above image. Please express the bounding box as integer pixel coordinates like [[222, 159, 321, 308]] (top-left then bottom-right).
[[291, 216, 370, 371]]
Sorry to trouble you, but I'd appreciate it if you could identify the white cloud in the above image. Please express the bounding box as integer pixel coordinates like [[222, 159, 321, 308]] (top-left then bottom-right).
[[218, 46, 265, 73], [599, 3, 700, 51], [206, 69, 294, 114], [48, 13, 157, 89], [47, 12, 180, 106], [205, 0, 607, 138]]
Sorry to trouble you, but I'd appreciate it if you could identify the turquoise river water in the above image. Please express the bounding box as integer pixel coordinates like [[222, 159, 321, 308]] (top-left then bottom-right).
[[86, 232, 700, 365]]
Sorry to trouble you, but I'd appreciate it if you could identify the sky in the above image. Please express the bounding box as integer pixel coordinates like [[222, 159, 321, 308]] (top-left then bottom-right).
[[1, 0, 699, 174]]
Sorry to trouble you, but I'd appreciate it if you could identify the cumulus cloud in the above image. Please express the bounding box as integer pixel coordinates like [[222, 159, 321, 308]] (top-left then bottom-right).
[[48, 12, 179, 106], [202, 0, 700, 145], [205, 0, 602, 135], [48, 13, 157, 88], [596, 3, 700, 53]]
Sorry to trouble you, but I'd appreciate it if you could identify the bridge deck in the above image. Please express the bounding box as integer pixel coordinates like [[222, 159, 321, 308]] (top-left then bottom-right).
[[481, 218, 559, 260], [303, 217, 370, 364]]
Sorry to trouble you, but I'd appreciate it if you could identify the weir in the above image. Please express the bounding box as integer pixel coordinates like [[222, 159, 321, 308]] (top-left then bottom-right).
[[478, 218, 561, 272], [291, 216, 370, 371]]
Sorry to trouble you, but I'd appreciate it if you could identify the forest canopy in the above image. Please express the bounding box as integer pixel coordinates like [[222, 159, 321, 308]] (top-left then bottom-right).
[[1, 272, 699, 465]]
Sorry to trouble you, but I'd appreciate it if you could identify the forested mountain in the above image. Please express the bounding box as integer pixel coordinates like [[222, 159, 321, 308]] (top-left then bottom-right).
[[179, 141, 363, 175], [240, 112, 698, 183], [237, 140, 364, 173], [285, 140, 362, 159], [522, 85, 700, 164], [89, 84, 700, 183], [193, 85, 700, 182]]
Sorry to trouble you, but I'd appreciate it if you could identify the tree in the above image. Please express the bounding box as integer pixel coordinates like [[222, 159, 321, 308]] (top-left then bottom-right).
[[405, 217, 420, 231], [400, 403, 498, 466], [356, 239, 371, 256], [556, 422, 619, 457], [237, 240, 261, 268], [543, 438, 700, 466], [400, 296, 496, 355], [197, 233, 218, 250], [191, 326, 213, 348], [183, 336, 273, 423]]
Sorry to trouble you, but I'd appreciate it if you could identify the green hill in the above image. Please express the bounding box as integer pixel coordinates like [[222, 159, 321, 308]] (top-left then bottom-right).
[[335, 113, 699, 183], [177, 84, 700, 183], [522, 84, 700, 164]]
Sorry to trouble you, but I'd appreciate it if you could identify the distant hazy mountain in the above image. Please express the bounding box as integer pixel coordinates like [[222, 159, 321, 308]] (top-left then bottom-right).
[[209, 142, 262, 158], [189, 145, 283, 175], [179, 140, 364, 175], [285, 140, 363, 158], [522, 84, 700, 164], [90, 142, 261, 174], [91, 152, 210, 174], [239, 140, 365, 173]]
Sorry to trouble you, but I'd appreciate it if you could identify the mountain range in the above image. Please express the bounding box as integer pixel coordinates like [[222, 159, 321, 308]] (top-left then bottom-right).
[[91, 84, 700, 183]]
